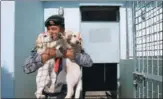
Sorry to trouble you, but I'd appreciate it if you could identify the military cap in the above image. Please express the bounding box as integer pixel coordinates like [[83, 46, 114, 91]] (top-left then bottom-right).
[[45, 15, 64, 28]]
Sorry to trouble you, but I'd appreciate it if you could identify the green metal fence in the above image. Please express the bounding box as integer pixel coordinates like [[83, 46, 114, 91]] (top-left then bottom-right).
[[131, 1, 162, 98]]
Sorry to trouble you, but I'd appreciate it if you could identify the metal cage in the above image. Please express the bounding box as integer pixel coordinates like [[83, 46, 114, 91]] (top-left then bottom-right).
[[131, 1, 162, 98]]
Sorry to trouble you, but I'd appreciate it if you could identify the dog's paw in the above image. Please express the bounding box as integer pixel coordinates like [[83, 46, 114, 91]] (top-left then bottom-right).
[[65, 96, 71, 99], [39, 95, 46, 99], [35, 94, 45, 99], [44, 86, 55, 93]]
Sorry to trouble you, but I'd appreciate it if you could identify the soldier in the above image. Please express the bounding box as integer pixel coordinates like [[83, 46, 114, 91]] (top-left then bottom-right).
[[24, 14, 93, 98]]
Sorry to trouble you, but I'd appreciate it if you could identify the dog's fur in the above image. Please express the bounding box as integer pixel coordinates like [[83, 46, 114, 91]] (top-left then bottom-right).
[[36, 32, 71, 54], [63, 32, 83, 98], [35, 32, 66, 99], [35, 31, 83, 99]]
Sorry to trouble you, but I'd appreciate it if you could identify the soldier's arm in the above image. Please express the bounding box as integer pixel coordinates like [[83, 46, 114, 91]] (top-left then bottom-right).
[[41, 48, 73, 64], [35, 33, 57, 64], [75, 49, 93, 67]]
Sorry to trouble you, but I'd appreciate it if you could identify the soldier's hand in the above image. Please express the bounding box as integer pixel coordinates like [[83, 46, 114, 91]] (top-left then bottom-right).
[[41, 48, 56, 64], [64, 49, 74, 60]]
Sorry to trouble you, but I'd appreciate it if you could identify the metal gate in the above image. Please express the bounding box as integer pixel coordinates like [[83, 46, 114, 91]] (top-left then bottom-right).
[[131, 1, 162, 98]]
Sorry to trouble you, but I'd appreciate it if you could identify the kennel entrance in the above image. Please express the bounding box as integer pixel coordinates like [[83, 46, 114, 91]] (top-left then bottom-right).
[[80, 6, 120, 93]]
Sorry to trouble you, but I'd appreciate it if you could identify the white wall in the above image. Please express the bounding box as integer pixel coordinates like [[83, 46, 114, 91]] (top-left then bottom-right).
[[127, 7, 134, 58], [1, 1, 15, 98], [119, 7, 127, 59], [81, 22, 120, 63], [14, 0, 44, 98], [44, 8, 80, 32]]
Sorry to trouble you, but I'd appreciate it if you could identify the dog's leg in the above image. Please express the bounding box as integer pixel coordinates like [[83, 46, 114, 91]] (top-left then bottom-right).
[[35, 62, 51, 98], [74, 79, 82, 98], [44, 60, 57, 93], [65, 84, 74, 99], [65, 74, 74, 99]]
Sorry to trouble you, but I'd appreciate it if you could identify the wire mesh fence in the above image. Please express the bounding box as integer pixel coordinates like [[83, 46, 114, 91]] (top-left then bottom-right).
[[126, 1, 163, 98]]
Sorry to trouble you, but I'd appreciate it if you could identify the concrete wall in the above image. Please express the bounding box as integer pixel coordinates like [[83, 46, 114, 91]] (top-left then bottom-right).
[[118, 4, 135, 98], [119, 60, 134, 98], [14, 0, 44, 98]]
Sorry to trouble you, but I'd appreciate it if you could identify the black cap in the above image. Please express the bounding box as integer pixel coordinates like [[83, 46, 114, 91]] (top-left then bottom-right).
[[45, 15, 64, 28]]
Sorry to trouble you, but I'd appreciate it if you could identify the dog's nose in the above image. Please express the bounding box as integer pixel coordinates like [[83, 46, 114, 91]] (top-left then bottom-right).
[[76, 41, 79, 44]]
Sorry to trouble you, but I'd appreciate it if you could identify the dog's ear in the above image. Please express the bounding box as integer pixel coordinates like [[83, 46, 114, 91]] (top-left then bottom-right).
[[58, 32, 64, 39], [77, 32, 82, 40], [78, 33, 84, 48], [36, 34, 42, 44], [65, 31, 73, 39], [36, 33, 46, 48], [66, 35, 72, 44]]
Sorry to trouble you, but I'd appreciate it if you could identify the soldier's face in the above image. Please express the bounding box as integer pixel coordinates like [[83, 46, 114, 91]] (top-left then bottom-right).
[[47, 25, 63, 39], [47, 25, 61, 34]]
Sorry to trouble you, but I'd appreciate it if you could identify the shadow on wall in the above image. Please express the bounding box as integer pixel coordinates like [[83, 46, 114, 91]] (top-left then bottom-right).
[[1, 65, 14, 98]]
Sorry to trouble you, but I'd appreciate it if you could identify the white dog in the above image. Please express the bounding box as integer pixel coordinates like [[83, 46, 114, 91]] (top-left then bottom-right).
[[35, 31, 83, 99], [35, 32, 69, 98], [63, 32, 83, 99]]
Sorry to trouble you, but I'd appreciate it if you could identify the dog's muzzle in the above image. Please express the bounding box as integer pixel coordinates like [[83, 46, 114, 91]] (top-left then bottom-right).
[[76, 41, 80, 44]]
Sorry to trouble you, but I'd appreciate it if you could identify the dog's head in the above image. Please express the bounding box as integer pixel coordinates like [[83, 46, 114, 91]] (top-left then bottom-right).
[[50, 32, 64, 41], [35, 32, 52, 48], [70, 33, 82, 45], [36, 33, 50, 44], [37, 32, 64, 43], [65, 31, 82, 45]]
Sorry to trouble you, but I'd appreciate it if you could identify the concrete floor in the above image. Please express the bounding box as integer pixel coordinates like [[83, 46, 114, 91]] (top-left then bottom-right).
[[84, 91, 114, 99], [47, 91, 115, 99]]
